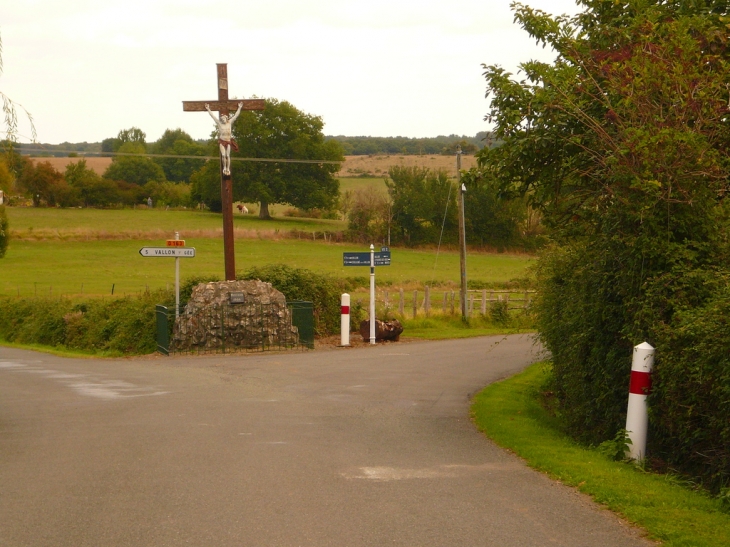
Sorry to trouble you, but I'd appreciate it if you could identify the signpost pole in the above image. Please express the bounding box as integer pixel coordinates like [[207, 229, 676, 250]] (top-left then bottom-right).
[[369, 244, 376, 345], [175, 231, 180, 318]]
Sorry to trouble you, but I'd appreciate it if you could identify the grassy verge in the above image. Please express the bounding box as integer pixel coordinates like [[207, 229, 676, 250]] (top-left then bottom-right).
[[471, 363, 730, 547], [0, 339, 126, 359], [399, 314, 533, 340]]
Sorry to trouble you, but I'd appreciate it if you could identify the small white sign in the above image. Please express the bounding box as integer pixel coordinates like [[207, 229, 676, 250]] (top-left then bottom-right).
[[139, 247, 196, 258]]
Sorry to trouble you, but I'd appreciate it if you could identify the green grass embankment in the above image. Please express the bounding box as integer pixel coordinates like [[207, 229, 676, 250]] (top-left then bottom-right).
[[471, 363, 730, 547]]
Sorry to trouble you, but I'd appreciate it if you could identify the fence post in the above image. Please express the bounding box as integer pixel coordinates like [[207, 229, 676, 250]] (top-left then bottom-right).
[[450, 290, 455, 315], [481, 289, 487, 315], [468, 293, 474, 317], [413, 290, 418, 319], [424, 286, 430, 317], [443, 291, 448, 314], [625, 342, 655, 461], [399, 288, 404, 315]]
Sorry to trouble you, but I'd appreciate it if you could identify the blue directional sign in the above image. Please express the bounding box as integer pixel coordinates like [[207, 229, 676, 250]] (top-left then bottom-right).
[[343, 251, 391, 266]]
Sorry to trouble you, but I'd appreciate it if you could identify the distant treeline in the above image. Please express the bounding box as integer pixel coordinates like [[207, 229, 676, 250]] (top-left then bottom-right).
[[17, 141, 102, 156], [18, 133, 493, 158], [326, 133, 493, 156]]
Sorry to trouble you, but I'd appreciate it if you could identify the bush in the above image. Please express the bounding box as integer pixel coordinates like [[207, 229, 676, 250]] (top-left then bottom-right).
[[535, 241, 730, 493], [238, 264, 344, 336], [0, 291, 172, 355], [651, 281, 730, 492]]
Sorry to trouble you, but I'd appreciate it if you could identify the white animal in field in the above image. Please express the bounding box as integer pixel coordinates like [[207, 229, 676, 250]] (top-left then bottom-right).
[[237, 204, 249, 214]]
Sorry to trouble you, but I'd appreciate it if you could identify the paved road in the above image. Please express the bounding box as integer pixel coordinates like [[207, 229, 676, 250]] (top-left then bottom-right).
[[0, 336, 650, 546]]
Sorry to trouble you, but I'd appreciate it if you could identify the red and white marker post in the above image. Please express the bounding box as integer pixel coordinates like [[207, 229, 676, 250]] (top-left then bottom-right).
[[625, 342, 655, 461], [340, 293, 351, 347]]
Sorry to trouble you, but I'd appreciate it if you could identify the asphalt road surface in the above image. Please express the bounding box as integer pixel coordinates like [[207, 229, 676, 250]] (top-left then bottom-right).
[[0, 336, 651, 546]]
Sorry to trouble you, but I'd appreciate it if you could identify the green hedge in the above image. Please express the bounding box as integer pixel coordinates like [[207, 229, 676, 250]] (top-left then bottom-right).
[[238, 264, 348, 336], [534, 243, 730, 493], [0, 291, 172, 355], [652, 284, 730, 491]]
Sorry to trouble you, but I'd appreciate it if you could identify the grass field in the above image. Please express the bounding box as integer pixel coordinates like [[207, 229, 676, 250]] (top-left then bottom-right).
[[1, 204, 533, 297], [6, 206, 345, 239], [0, 237, 533, 297]]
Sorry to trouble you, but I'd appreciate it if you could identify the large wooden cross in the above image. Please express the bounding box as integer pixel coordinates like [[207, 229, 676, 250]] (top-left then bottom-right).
[[182, 63, 265, 281]]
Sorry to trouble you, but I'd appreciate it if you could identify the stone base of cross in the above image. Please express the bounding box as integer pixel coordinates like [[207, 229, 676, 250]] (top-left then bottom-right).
[[182, 64, 265, 281]]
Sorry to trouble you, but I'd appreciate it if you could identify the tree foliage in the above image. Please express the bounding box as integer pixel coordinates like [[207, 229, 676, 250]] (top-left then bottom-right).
[[481, 0, 730, 490], [232, 99, 343, 218], [346, 186, 390, 243], [328, 133, 489, 155], [385, 166, 456, 246], [17, 160, 64, 206], [103, 142, 166, 186], [190, 99, 344, 216], [149, 128, 207, 183]]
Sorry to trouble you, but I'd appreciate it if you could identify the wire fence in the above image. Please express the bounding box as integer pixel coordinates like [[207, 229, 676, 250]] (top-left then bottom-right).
[[368, 288, 536, 319], [156, 301, 314, 355]]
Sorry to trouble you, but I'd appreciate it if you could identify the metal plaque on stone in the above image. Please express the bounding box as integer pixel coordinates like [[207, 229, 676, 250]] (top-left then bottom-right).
[[229, 292, 245, 304]]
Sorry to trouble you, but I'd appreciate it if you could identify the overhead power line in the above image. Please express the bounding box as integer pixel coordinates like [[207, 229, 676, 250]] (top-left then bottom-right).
[[16, 148, 343, 165]]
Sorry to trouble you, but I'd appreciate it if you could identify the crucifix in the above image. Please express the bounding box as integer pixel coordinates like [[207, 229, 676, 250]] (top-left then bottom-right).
[[182, 63, 265, 281]]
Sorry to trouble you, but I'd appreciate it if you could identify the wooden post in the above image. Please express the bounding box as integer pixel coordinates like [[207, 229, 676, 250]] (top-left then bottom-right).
[[413, 290, 418, 319], [450, 290, 455, 315], [481, 289, 487, 315], [443, 291, 447, 314], [424, 286, 430, 317], [469, 293, 474, 317], [182, 64, 265, 281], [399, 288, 404, 315]]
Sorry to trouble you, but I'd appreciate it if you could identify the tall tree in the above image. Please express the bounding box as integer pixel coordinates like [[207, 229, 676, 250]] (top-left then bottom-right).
[[17, 160, 64, 206], [385, 166, 456, 246], [150, 128, 207, 183], [233, 99, 343, 218], [190, 99, 343, 217], [478, 0, 730, 486], [103, 142, 166, 186]]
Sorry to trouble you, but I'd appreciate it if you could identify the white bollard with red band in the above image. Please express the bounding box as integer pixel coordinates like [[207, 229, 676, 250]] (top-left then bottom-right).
[[340, 293, 351, 347], [625, 342, 655, 461]]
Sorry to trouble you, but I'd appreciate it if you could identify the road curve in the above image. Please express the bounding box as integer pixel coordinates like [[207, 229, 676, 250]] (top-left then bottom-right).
[[0, 335, 650, 546]]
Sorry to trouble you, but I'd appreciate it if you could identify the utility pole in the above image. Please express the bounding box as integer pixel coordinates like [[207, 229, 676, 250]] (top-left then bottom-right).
[[457, 146, 467, 321]]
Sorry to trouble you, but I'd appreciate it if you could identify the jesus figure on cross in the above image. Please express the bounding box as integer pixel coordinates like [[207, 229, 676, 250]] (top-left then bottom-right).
[[206, 101, 243, 176]]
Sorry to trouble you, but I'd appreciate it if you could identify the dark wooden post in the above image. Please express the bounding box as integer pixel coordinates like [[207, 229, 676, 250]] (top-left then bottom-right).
[[217, 65, 236, 281], [183, 64, 265, 281]]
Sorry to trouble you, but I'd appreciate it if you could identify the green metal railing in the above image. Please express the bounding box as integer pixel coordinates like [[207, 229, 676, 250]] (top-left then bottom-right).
[[155, 301, 314, 355], [156, 305, 170, 355]]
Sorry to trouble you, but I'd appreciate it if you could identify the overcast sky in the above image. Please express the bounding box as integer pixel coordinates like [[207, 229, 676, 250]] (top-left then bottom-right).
[[2, 0, 580, 145]]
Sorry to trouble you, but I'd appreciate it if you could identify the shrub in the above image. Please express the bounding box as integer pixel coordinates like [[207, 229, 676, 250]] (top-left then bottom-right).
[[0, 291, 171, 355], [238, 264, 344, 336], [651, 280, 730, 492]]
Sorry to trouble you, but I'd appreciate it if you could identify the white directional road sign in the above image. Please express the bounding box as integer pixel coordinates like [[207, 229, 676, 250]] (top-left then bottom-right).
[[139, 247, 196, 258]]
